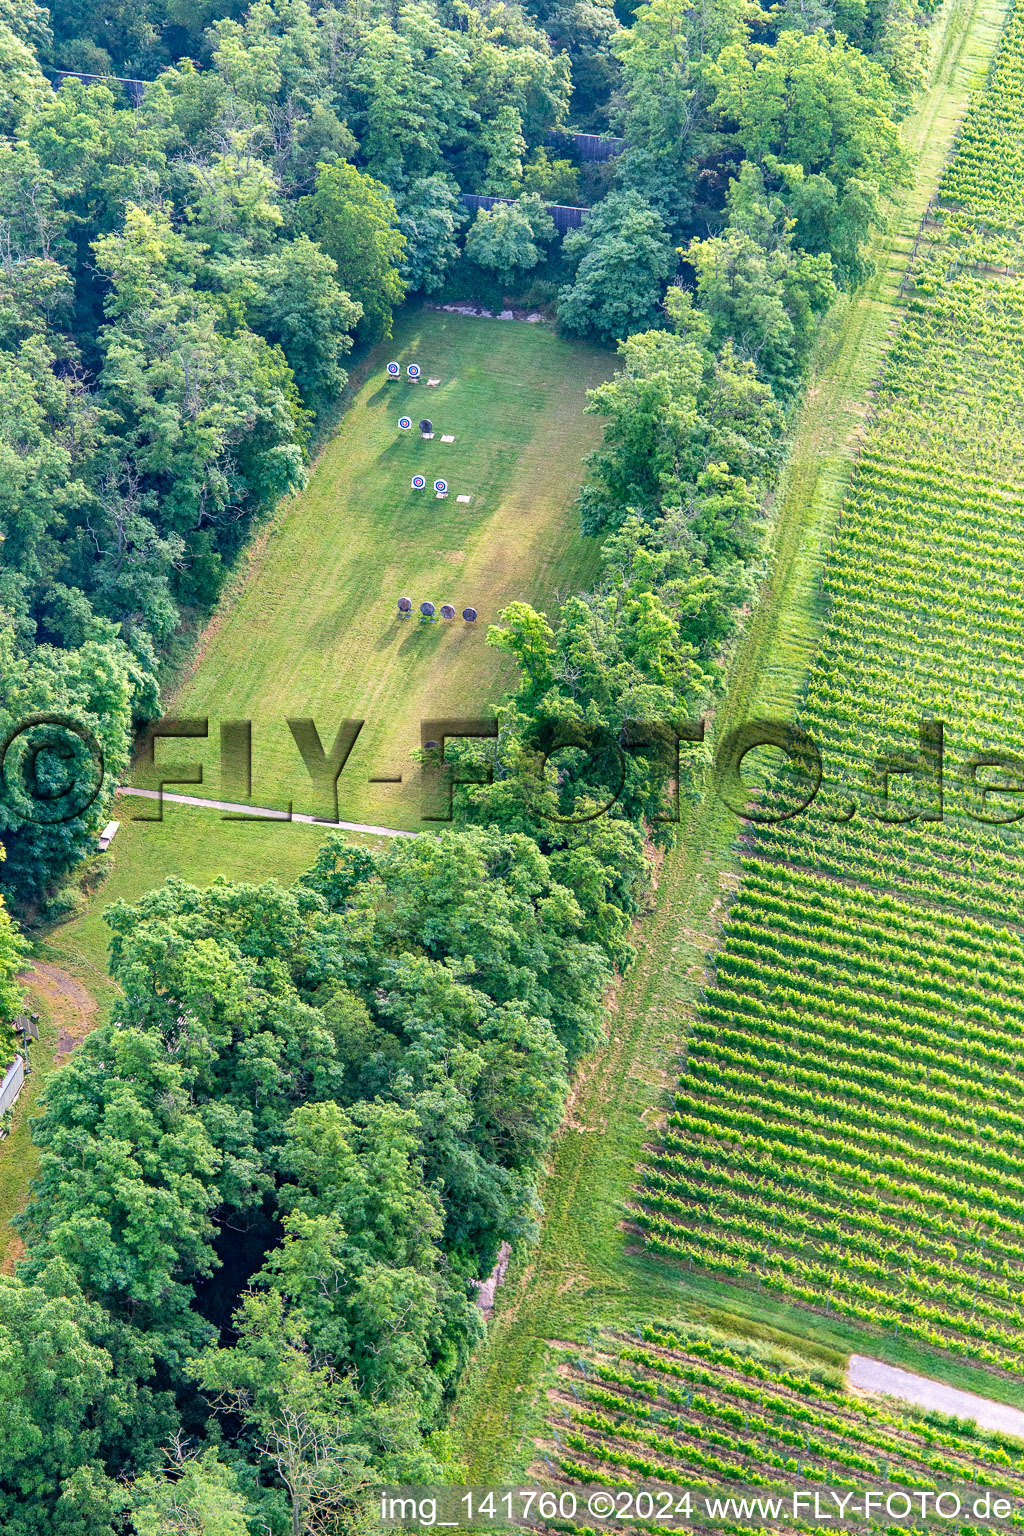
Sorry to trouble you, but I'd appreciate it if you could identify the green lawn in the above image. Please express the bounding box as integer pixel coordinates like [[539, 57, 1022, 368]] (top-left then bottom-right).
[[44, 311, 609, 999], [153, 308, 608, 827]]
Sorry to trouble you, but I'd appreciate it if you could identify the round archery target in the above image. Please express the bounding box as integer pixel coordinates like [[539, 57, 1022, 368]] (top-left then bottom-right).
[[434, 479, 448, 494], [386, 361, 400, 377], [411, 475, 426, 490], [407, 363, 421, 379], [399, 417, 412, 431], [420, 601, 435, 617]]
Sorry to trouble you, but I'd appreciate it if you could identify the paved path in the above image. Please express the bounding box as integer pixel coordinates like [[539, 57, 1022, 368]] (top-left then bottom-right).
[[115, 786, 415, 839], [848, 1355, 1024, 1438]]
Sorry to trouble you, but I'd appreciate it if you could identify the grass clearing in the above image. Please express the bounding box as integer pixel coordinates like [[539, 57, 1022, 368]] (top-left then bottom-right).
[[42, 310, 608, 1001], [155, 308, 608, 828], [41, 804, 334, 1010]]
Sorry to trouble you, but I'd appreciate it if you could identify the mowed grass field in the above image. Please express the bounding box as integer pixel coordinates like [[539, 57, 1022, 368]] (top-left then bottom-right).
[[44, 311, 608, 996], [152, 308, 608, 827]]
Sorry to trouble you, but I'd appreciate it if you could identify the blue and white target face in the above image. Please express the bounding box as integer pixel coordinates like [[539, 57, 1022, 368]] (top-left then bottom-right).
[[407, 363, 421, 379], [386, 361, 400, 377], [434, 479, 448, 494], [399, 417, 412, 431], [411, 475, 426, 489]]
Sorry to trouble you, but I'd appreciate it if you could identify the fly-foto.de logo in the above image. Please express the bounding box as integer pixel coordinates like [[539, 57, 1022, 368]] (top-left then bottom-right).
[[3, 713, 1023, 829], [0, 714, 697, 827]]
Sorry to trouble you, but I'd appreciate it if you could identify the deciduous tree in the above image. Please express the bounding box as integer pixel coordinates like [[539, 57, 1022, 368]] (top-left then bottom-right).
[[557, 191, 674, 342], [298, 162, 405, 340]]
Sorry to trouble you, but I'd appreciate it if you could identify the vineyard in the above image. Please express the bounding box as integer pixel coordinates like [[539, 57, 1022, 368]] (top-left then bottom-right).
[[938, 0, 1024, 226], [636, 0, 1024, 1372], [533, 1324, 1024, 1533], [637, 863, 1024, 1370]]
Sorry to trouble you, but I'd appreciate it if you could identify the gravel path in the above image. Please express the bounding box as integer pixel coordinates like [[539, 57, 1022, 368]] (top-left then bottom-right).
[[116, 786, 415, 839], [848, 1355, 1024, 1438]]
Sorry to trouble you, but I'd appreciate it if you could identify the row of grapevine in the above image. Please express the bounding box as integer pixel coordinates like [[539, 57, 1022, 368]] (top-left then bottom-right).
[[939, 0, 1024, 225]]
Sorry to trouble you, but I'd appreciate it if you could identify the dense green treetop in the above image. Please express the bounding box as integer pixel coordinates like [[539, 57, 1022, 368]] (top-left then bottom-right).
[[297, 160, 406, 339]]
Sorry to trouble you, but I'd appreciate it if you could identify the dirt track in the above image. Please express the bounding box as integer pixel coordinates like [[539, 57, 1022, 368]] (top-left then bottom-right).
[[117, 785, 414, 838], [18, 961, 97, 1057]]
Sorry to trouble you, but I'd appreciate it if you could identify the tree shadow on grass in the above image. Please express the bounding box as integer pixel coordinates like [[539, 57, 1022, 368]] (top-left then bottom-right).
[[365, 382, 397, 408], [396, 619, 445, 659]]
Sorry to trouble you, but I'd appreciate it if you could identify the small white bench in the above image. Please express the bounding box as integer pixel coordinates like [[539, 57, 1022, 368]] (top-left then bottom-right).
[[98, 820, 120, 851]]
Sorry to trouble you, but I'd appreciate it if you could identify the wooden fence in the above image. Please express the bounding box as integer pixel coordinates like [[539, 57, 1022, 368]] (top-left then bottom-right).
[[545, 129, 625, 161], [460, 192, 587, 233]]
